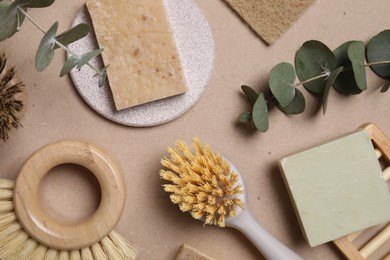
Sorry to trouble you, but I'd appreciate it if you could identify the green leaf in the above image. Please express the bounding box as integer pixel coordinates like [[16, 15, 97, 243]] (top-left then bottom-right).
[[323, 67, 344, 115], [276, 88, 305, 115], [269, 62, 296, 107], [98, 69, 107, 87], [238, 112, 252, 123], [252, 93, 269, 132], [77, 48, 103, 69], [367, 30, 390, 78], [24, 0, 55, 8], [295, 40, 337, 94], [60, 55, 80, 77], [241, 85, 258, 106], [35, 21, 58, 72], [93, 65, 109, 87], [0, 1, 25, 41], [380, 81, 390, 93], [348, 41, 367, 91], [55, 23, 90, 49], [333, 41, 362, 95]]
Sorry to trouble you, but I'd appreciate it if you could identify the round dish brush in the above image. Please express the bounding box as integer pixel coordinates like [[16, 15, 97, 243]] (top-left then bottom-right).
[[160, 138, 302, 260], [0, 140, 138, 259], [0, 52, 25, 142]]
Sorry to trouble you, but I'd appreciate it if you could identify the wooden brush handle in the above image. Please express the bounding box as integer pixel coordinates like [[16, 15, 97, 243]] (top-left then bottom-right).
[[13, 140, 125, 250]]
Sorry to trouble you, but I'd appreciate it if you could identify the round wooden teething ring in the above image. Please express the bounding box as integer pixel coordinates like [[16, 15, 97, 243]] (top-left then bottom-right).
[[13, 140, 125, 250]]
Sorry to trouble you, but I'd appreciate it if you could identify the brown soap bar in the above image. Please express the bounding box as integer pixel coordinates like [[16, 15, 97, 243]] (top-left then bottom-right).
[[176, 244, 215, 260], [225, 0, 315, 44], [86, 0, 187, 110]]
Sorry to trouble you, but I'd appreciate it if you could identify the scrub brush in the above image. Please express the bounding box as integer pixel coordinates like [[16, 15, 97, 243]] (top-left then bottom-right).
[[0, 52, 25, 142], [0, 139, 138, 259], [160, 138, 302, 260]]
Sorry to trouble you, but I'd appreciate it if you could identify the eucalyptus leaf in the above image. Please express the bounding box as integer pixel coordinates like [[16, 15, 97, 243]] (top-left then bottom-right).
[[276, 88, 305, 115], [60, 55, 80, 77], [98, 69, 107, 87], [348, 41, 367, 91], [55, 23, 90, 49], [268, 62, 296, 107], [367, 30, 390, 78], [380, 81, 390, 93], [295, 40, 336, 94], [238, 112, 252, 123], [24, 0, 55, 8], [0, 1, 25, 41], [333, 41, 362, 95], [35, 21, 58, 72], [252, 93, 268, 132], [269, 62, 296, 107], [77, 48, 103, 69], [322, 67, 344, 115], [241, 85, 258, 106]]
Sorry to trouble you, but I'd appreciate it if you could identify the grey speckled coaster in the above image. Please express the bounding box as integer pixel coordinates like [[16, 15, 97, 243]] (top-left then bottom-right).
[[68, 0, 214, 127]]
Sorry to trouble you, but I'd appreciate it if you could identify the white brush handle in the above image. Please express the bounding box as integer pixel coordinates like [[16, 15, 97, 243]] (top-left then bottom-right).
[[227, 210, 303, 260]]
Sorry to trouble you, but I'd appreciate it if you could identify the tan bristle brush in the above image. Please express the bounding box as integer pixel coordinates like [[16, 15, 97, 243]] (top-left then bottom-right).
[[0, 140, 138, 259], [160, 137, 302, 260]]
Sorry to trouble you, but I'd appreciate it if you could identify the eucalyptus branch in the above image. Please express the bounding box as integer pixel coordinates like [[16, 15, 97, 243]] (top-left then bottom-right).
[[238, 29, 390, 133], [0, 0, 106, 86], [16, 7, 104, 78]]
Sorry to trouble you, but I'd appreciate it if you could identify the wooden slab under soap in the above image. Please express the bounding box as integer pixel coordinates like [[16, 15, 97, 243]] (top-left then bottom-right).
[[86, 0, 187, 110], [332, 123, 390, 260]]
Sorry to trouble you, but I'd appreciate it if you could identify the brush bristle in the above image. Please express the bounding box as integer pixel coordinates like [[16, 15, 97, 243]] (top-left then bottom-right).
[[160, 138, 245, 227], [0, 179, 139, 259]]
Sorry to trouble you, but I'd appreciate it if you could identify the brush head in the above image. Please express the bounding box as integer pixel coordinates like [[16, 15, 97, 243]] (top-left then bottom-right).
[[160, 138, 246, 227], [0, 179, 138, 259], [0, 140, 139, 259]]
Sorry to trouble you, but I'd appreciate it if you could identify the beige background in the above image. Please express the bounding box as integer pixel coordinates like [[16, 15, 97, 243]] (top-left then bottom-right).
[[1, 0, 390, 259]]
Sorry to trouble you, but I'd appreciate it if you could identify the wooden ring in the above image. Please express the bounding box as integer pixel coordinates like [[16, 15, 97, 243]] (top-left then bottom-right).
[[13, 140, 125, 250]]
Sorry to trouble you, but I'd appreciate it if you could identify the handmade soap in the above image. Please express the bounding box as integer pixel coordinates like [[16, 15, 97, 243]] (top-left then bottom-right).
[[279, 130, 390, 247], [86, 0, 187, 110]]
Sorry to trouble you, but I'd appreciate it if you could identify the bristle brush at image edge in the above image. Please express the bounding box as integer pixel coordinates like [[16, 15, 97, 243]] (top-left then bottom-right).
[[160, 138, 302, 260], [0, 140, 138, 259]]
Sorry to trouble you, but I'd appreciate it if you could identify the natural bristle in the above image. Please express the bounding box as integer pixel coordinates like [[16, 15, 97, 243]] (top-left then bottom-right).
[[0, 179, 138, 259], [160, 138, 245, 227]]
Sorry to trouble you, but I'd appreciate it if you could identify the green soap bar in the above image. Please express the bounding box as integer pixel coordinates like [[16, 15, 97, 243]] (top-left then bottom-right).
[[279, 130, 390, 247]]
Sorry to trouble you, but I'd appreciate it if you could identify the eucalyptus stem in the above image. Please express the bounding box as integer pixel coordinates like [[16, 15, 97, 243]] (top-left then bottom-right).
[[295, 60, 390, 87], [16, 7, 103, 77], [366, 60, 390, 67], [296, 73, 329, 87], [17, 7, 45, 34]]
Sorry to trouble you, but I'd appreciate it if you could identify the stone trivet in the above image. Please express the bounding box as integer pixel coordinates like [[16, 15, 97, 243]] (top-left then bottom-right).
[[68, 0, 214, 127]]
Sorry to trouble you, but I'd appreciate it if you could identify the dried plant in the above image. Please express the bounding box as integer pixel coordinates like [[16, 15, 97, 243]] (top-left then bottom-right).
[[0, 52, 24, 142]]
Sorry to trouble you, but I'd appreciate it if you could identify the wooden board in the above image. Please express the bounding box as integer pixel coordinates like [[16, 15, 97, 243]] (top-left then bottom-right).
[[333, 123, 390, 260]]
